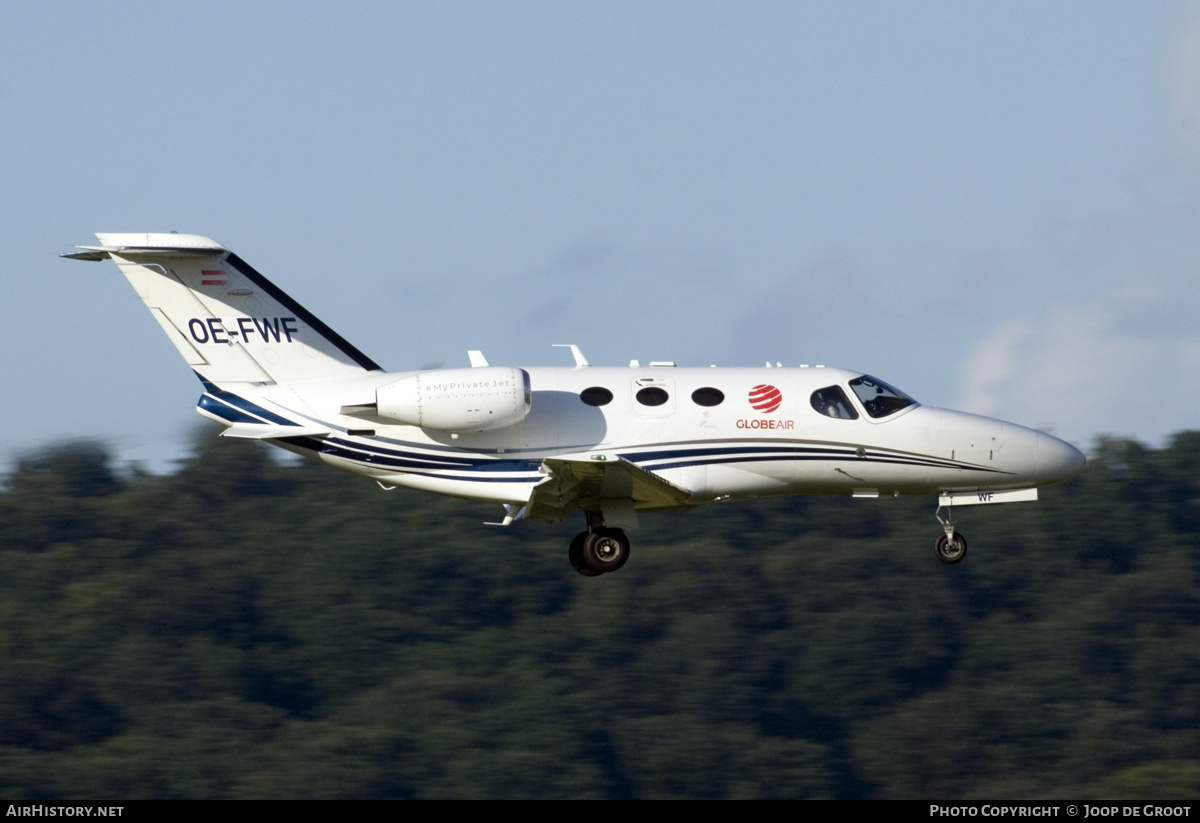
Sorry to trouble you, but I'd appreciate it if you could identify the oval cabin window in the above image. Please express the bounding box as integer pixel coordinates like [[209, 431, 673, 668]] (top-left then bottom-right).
[[580, 387, 614, 407], [636, 387, 670, 407], [691, 387, 725, 407]]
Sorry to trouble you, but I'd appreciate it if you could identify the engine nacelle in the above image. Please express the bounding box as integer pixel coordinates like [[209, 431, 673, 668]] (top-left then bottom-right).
[[374, 366, 531, 432]]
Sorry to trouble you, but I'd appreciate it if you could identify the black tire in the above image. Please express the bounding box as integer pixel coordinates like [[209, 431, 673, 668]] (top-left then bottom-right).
[[569, 532, 600, 576], [582, 527, 630, 574], [934, 531, 968, 564]]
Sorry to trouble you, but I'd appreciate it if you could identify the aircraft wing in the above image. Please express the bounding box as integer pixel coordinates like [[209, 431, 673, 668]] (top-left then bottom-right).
[[524, 453, 693, 528]]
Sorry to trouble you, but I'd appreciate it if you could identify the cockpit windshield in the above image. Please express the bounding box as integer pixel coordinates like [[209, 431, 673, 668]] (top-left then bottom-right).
[[848, 375, 918, 419]]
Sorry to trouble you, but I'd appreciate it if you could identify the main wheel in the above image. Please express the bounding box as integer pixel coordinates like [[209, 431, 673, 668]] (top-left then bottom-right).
[[934, 531, 968, 564], [582, 527, 630, 574], [569, 531, 600, 576]]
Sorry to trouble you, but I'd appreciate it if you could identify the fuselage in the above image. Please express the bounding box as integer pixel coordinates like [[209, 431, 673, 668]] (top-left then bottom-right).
[[200, 363, 1086, 512], [67, 231, 1087, 571]]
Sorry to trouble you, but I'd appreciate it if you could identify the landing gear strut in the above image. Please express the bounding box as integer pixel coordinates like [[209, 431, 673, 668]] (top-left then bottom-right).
[[569, 510, 631, 576], [934, 502, 968, 564]]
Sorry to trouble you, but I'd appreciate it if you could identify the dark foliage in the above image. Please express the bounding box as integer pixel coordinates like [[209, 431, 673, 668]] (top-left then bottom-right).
[[1, 435, 1198, 798]]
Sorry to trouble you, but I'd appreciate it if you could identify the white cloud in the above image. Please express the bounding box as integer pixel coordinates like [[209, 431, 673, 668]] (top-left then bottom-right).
[[956, 279, 1200, 446]]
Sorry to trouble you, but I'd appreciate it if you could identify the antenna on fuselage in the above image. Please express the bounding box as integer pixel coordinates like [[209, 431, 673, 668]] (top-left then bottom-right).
[[552, 344, 590, 367]]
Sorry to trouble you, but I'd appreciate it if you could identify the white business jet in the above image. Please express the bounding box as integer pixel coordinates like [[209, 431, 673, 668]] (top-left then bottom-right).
[[65, 234, 1086, 576]]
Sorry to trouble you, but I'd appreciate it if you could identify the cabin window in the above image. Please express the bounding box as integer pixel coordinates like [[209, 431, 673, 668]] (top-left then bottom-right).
[[810, 386, 859, 420], [848, 375, 917, 418], [636, 387, 670, 407], [580, 387, 614, 407], [691, 387, 725, 407]]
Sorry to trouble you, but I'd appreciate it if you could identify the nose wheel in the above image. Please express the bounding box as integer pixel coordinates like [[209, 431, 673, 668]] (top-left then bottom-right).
[[934, 503, 968, 564], [934, 531, 968, 563]]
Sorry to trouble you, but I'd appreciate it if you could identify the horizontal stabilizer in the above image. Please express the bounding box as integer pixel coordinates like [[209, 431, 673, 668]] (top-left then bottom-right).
[[220, 424, 332, 440], [62, 248, 118, 262], [62, 235, 228, 261]]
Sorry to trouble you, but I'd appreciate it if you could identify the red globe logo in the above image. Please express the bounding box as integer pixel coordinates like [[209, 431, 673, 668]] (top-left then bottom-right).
[[749, 384, 782, 413]]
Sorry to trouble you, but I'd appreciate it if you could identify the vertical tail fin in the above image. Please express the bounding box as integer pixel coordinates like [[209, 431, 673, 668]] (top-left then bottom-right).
[[64, 233, 382, 386]]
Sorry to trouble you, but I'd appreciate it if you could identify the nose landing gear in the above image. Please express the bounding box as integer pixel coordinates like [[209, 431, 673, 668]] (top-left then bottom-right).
[[569, 511, 631, 576], [934, 503, 968, 564], [934, 530, 968, 563]]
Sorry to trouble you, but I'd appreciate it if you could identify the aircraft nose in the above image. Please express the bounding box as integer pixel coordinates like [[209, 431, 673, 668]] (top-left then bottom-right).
[[1036, 431, 1086, 484]]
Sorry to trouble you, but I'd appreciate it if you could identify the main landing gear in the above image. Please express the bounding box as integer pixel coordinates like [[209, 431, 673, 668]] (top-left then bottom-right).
[[569, 511, 631, 576], [934, 502, 968, 564]]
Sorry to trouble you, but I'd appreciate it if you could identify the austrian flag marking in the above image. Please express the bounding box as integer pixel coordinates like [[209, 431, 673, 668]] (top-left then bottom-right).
[[201, 269, 227, 286], [749, 384, 782, 413]]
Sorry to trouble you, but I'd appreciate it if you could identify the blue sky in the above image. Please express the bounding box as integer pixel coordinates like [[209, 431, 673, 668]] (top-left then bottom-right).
[[6, 1, 1200, 469]]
